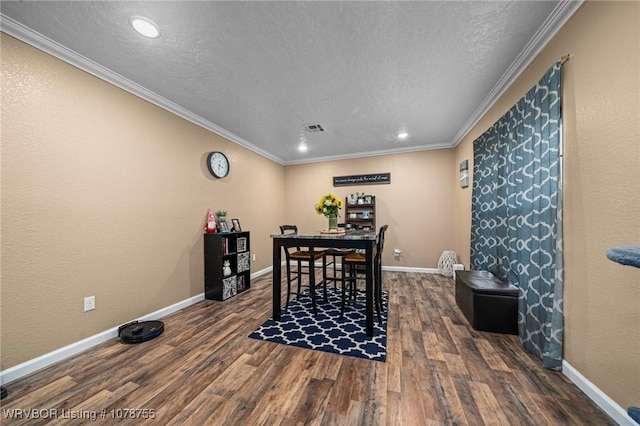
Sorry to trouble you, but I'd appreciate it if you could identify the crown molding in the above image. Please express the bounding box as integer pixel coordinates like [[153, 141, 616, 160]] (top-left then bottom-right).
[[452, 0, 583, 146], [2, 2, 583, 166], [0, 13, 451, 167], [283, 141, 454, 165], [0, 14, 285, 165]]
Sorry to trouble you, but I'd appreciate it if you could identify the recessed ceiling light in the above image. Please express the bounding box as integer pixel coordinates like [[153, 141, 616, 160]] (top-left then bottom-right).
[[398, 132, 408, 140], [298, 143, 308, 152], [130, 17, 160, 38]]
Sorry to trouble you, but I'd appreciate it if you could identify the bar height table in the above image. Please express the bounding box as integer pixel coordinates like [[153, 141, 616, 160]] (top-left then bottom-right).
[[271, 230, 377, 336]]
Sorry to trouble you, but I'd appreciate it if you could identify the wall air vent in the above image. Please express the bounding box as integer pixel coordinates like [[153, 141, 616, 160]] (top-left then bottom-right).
[[303, 124, 325, 133]]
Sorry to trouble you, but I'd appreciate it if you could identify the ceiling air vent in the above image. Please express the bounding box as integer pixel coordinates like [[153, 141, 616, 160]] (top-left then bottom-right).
[[303, 124, 325, 133]]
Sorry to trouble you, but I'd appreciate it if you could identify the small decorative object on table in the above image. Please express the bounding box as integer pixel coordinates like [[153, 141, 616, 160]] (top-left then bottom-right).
[[321, 228, 346, 234], [314, 193, 343, 230]]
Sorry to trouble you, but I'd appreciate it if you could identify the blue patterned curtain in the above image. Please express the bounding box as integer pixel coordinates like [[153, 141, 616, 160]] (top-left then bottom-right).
[[471, 61, 563, 370]]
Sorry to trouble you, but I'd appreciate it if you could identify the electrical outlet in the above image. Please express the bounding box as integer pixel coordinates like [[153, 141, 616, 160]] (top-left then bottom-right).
[[84, 296, 95, 312], [394, 249, 401, 256], [252, 253, 256, 261]]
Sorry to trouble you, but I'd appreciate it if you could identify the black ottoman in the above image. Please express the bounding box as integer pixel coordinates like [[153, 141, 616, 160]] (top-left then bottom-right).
[[455, 270, 519, 335]]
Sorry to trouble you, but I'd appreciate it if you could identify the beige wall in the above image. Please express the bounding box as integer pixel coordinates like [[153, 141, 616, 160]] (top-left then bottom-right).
[[454, 1, 640, 410], [1, 34, 285, 369], [284, 150, 456, 268]]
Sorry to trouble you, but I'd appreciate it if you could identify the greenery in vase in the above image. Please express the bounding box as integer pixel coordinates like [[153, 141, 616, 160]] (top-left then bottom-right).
[[215, 210, 227, 217], [314, 193, 343, 218]]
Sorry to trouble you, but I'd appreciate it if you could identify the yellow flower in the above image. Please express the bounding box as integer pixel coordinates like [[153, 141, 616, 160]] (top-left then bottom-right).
[[313, 193, 343, 218]]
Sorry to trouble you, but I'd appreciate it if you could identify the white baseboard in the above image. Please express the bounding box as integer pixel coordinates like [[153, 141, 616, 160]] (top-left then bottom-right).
[[562, 360, 636, 425], [251, 266, 272, 279], [0, 265, 436, 385], [0, 293, 203, 385], [383, 266, 439, 274], [307, 263, 439, 275], [1, 267, 275, 385]]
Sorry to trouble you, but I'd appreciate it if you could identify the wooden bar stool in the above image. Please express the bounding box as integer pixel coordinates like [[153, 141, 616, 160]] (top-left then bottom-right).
[[341, 225, 388, 323], [323, 247, 355, 290], [280, 225, 327, 315], [323, 224, 354, 291]]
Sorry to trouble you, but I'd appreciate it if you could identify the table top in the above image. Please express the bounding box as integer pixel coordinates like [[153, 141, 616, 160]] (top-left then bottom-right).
[[271, 230, 376, 240]]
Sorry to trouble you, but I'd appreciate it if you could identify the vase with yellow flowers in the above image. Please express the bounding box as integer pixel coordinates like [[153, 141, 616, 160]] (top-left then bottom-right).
[[314, 193, 343, 229]]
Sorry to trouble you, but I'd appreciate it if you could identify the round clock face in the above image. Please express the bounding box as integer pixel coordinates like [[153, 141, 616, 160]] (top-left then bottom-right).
[[207, 151, 229, 178]]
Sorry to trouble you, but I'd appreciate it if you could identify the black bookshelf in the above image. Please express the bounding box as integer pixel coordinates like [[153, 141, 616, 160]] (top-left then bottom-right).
[[204, 232, 251, 300]]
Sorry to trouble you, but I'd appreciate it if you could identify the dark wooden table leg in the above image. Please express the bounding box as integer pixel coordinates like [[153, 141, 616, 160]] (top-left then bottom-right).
[[272, 238, 281, 320], [365, 240, 374, 336]]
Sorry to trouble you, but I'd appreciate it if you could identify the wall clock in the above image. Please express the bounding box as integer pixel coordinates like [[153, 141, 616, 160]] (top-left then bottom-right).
[[207, 151, 230, 178]]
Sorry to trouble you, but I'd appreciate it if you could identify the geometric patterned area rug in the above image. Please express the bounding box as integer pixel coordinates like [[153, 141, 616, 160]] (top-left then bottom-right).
[[249, 287, 388, 362]]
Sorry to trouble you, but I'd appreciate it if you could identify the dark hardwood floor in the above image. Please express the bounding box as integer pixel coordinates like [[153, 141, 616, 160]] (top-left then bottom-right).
[[0, 271, 614, 425]]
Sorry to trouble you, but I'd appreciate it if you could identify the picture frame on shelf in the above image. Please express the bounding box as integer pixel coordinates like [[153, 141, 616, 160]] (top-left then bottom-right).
[[364, 195, 372, 204], [218, 218, 230, 233], [231, 218, 242, 232], [347, 193, 358, 205]]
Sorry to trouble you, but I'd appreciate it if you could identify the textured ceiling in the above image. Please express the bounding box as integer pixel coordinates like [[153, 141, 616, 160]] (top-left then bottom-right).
[[0, 1, 579, 164]]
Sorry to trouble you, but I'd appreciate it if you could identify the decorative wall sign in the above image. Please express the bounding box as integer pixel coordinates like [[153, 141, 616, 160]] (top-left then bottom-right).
[[333, 173, 391, 186]]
